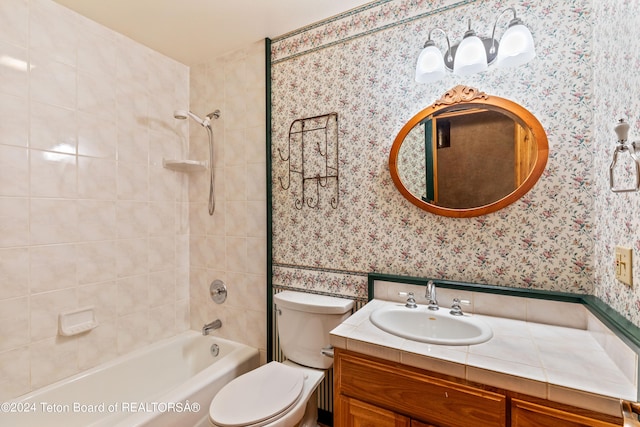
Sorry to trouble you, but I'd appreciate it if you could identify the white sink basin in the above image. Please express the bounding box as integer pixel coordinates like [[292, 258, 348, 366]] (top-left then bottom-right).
[[369, 304, 493, 345]]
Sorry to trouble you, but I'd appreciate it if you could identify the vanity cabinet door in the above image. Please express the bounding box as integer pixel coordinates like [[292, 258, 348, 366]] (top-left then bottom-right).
[[337, 396, 411, 427], [511, 399, 621, 427]]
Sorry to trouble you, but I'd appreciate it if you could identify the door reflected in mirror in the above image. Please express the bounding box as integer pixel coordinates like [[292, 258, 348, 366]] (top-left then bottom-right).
[[390, 86, 547, 217]]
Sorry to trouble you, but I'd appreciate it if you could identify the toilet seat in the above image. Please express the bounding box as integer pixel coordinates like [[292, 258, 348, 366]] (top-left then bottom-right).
[[209, 362, 304, 427]]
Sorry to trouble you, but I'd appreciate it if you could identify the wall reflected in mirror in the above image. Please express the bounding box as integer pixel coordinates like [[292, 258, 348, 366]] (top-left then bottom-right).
[[397, 108, 536, 209]]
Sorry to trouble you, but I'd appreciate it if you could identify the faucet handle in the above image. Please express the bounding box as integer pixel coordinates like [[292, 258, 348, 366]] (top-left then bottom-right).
[[398, 292, 417, 309], [449, 298, 470, 316]]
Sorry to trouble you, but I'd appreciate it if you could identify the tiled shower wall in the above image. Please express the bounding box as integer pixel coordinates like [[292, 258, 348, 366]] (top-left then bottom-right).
[[188, 41, 268, 362], [0, 0, 190, 399]]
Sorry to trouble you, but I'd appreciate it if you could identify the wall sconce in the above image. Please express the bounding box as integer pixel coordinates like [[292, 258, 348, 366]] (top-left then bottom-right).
[[610, 119, 640, 193], [415, 8, 536, 83]]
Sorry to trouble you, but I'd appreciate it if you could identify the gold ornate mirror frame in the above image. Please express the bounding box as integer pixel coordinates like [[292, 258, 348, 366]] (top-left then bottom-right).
[[389, 86, 548, 218]]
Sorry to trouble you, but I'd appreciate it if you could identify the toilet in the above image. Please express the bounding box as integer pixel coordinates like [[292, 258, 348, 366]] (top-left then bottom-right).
[[209, 290, 354, 427]]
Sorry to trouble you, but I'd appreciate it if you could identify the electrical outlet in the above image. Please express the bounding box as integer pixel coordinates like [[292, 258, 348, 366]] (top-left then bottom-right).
[[615, 246, 633, 286]]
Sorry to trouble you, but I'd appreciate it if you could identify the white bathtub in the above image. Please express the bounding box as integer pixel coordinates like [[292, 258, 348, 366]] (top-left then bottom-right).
[[2, 331, 260, 427]]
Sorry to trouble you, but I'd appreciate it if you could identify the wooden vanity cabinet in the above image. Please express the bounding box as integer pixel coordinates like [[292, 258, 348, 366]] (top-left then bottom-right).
[[334, 349, 506, 427], [334, 349, 622, 427]]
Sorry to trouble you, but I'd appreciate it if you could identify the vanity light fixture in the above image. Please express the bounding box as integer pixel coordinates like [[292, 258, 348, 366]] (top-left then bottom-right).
[[609, 119, 640, 193], [415, 7, 536, 83]]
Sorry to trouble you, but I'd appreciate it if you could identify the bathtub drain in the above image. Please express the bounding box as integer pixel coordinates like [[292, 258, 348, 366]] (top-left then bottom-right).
[[210, 343, 220, 357]]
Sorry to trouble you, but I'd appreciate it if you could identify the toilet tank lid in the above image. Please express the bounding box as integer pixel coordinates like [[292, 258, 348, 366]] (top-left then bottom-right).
[[274, 291, 354, 314]]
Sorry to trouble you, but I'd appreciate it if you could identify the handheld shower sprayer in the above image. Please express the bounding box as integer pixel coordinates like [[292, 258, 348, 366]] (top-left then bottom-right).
[[173, 110, 221, 128], [173, 108, 221, 215]]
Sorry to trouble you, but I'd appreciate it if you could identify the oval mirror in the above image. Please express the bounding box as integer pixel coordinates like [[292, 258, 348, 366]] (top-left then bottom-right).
[[389, 85, 548, 218]]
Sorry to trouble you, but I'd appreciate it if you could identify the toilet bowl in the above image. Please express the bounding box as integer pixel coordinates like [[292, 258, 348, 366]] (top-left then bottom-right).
[[209, 361, 323, 427], [209, 291, 354, 427]]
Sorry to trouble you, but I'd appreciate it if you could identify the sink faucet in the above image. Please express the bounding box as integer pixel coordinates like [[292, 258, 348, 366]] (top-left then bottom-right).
[[426, 281, 438, 311], [202, 319, 222, 335]]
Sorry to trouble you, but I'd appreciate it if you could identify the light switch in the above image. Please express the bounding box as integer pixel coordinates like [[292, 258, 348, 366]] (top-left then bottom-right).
[[615, 246, 633, 286]]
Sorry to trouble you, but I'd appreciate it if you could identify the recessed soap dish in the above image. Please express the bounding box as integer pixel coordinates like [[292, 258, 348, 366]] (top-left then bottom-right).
[[58, 306, 98, 336]]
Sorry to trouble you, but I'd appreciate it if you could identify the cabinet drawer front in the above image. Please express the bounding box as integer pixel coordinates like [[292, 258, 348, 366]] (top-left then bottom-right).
[[511, 399, 621, 427], [336, 351, 506, 427]]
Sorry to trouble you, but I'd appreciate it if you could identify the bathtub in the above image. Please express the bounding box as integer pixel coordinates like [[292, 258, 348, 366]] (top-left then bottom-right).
[[2, 331, 260, 427]]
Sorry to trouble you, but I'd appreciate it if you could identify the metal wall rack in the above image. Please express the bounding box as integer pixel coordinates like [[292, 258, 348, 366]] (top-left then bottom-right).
[[278, 113, 339, 209]]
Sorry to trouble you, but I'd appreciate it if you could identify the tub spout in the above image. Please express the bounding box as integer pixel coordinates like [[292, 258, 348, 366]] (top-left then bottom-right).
[[202, 319, 222, 335]]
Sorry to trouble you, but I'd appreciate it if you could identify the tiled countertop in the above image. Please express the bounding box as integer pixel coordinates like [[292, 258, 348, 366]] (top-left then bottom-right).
[[330, 299, 637, 417]]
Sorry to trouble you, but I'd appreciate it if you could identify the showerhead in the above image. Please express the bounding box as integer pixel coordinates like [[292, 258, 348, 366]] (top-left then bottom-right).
[[173, 110, 189, 120], [173, 109, 206, 126], [173, 109, 220, 127]]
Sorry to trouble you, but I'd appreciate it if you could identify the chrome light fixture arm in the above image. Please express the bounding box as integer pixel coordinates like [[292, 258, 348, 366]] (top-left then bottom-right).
[[489, 7, 519, 55], [426, 28, 453, 68]]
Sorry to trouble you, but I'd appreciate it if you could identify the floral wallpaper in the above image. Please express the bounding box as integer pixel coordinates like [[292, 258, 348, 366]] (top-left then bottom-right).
[[592, 0, 640, 325], [271, 1, 595, 301]]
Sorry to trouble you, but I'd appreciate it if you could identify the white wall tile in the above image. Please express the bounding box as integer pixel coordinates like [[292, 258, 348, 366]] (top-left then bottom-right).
[[30, 199, 78, 245], [0, 197, 29, 248], [0, 145, 28, 196], [30, 244, 77, 293], [78, 71, 117, 117], [117, 162, 148, 201], [29, 102, 76, 153], [0, 347, 30, 400], [76, 200, 117, 241], [77, 112, 117, 158], [117, 311, 149, 354], [0, 0, 190, 399], [30, 337, 78, 389], [0, 248, 28, 299], [77, 157, 117, 200], [78, 320, 117, 370], [116, 275, 148, 316], [0, 0, 28, 48], [0, 41, 28, 97], [29, 0, 78, 66], [116, 238, 148, 278], [29, 150, 77, 198], [30, 57, 76, 109], [0, 297, 29, 350], [0, 93, 28, 147], [78, 281, 117, 322]]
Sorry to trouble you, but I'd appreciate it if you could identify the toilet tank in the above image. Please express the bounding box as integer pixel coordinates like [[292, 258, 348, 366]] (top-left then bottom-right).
[[274, 290, 354, 369]]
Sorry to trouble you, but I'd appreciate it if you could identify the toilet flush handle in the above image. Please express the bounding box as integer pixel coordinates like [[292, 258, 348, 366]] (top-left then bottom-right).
[[321, 345, 334, 358]]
